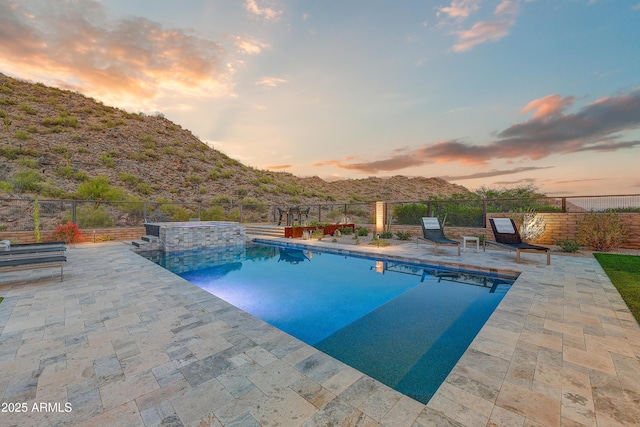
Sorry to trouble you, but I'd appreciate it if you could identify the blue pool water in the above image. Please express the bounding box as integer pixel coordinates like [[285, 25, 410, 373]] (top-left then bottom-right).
[[144, 242, 516, 403]]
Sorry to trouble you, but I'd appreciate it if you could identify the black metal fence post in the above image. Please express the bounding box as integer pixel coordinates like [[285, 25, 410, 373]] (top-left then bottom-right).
[[482, 199, 487, 226]]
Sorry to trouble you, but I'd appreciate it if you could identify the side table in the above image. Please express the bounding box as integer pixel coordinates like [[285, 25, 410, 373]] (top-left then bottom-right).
[[461, 235, 480, 253]]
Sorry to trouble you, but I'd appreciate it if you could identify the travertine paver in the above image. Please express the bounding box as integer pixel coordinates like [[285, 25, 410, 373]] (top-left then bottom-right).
[[0, 239, 639, 426]]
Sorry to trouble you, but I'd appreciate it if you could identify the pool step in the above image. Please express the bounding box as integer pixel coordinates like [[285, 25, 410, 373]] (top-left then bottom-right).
[[244, 224, 285, 238], [132, 235, 162, 251]]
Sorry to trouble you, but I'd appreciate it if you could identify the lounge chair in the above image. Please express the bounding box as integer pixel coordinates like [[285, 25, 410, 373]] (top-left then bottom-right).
[[417, 217, 460, 256], [488, 218, 550, 265]]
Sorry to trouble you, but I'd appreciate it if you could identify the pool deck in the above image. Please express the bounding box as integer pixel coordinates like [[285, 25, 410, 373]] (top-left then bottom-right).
[[1, 239, 639, 427]]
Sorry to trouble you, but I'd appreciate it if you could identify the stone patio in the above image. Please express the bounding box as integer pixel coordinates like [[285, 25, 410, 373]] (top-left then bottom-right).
[[1, 238, 639, 426]]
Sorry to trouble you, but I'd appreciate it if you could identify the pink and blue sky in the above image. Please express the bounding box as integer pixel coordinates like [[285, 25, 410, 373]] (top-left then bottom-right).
[[1, 0, 639, 195]]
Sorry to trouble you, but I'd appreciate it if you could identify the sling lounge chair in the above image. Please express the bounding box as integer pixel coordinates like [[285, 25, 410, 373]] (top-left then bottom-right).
[[488, 218, 550, 265], [417, 217, 460, 256]]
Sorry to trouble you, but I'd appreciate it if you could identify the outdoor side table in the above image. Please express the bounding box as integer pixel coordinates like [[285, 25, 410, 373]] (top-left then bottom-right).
[[461, 236, 479, 253]]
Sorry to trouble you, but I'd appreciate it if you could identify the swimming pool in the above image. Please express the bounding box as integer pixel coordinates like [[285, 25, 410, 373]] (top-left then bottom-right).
[[144, 241, 516, 403]]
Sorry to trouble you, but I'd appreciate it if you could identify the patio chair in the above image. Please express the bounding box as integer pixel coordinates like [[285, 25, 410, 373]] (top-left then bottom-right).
[[488, 218, 550, 265], [277, 207, 289, 226], [298, 207, 310, 224], [417, 217, 460, 256]]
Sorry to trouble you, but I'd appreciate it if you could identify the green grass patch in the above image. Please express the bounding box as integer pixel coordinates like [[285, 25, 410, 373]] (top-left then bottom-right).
[[594, 253, 640, 324]]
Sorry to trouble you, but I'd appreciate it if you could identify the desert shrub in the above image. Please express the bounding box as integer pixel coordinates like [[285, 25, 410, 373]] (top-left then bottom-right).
[[42, 111, 78, 127], [18, 157, 38, 168], [130, 152, 146, 162], [577, 212, 627, 252], [76, 205, 114, 228], [211, 195, 231, 204], [201, 206, 226, 221], [118, 172, 139, 185], [379, 231, 393, 239], [556, 239, 580, 253], [187, 175, 203, 185], [100, 153, 115, 168], [369, 239, 390, 247], [53, 145, 68, 155], [40, 185, 68, 198], [144, 149, 159, 159], [52, 222, 84, 243], [75, 176, 126, 200], [395, 231, 412, 240], [1, 147, 41, 160], [59, 168, 89, 181], [139, 133, 155, 148], [393, 204, 430, 225], [14, 130, 31, 140], [340, 227, 353, 235], [135, 182, 153, 195], [158, 203, 191, 222], [10, 170, 42, 193], [356, 227, 369, 236], [19, 103, 36, 115]]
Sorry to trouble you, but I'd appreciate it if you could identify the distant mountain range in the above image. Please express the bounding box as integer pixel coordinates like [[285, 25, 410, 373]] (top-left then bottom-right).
[[0, 72, 471, 205]]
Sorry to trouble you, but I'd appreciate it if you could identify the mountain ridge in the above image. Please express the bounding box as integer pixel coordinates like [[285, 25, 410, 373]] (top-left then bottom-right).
[[0, 72, 472, 205]]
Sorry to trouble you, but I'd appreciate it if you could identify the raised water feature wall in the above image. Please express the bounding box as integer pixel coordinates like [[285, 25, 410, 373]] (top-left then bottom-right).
[[144, 221, 245, 252]]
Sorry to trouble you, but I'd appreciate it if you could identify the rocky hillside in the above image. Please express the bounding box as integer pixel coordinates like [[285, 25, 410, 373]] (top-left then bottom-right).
[[0, 73, 471, 205]]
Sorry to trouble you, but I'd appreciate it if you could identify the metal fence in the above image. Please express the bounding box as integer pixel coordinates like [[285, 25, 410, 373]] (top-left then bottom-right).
[[2, 194, 639, 231]]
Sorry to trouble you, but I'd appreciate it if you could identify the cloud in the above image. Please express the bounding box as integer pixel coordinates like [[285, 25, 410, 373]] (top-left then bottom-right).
[[552, 178, 603, 184], [439, 166, 554, 181], [244, 0, 282, 22], [452, 0, 519, 52], [265, 164, 292, 170], [632, 3, 640, 10], [0, 0, 255, 109], [495, 89, 640, 158], [233, 35, 270, 55], [437, 0, 481, 20], [491, 178, 538, 186], [521, 94, 576, 119], [317, 88, 640, 173], [255, 77, 288, 88]]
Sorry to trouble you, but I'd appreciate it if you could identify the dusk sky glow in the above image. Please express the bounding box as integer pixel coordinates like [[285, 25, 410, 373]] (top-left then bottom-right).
[[1, 0, 639, 195]]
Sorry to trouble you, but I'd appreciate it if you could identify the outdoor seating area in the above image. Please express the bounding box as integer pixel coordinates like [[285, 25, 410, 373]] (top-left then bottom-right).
[[277, 205, 311, 226]]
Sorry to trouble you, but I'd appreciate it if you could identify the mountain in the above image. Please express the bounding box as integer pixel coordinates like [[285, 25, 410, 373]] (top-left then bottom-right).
[[0, 73, 472, 205]]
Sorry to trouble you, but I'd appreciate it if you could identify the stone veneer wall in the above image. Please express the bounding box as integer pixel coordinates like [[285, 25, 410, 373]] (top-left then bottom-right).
[[156, 222, 246, 252]]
